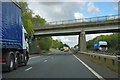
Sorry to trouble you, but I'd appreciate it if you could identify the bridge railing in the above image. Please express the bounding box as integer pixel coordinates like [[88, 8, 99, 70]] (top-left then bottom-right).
[[33, 15, 120, 28]]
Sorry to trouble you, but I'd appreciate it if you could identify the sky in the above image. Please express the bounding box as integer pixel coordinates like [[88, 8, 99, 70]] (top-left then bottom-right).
[[28, 1, 119, 47]]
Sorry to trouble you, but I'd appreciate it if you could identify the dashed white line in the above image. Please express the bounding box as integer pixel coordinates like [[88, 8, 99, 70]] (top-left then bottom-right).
[[44, 60, 47, 62], [73, 54, 105, 80], [25, 67, 32, 71]]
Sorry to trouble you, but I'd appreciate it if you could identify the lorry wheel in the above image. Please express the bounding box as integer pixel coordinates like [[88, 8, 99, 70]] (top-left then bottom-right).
[[14, 54, 19, 69], [18, 54, 22, 67], [8, 55, 14, 71], [23, 53, 28, 66]]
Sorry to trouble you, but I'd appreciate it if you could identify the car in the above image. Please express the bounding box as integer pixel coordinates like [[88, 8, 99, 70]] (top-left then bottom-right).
[[64, 47, 69, 52], [60, 48, 64, 51]]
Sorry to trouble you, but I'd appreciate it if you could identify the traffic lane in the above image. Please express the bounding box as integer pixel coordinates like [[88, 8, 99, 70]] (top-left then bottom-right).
[[16, 53, 97, 78], [2, 55, 52, 78], [2, 52, 58, 77], [2, 50, 97, 78]]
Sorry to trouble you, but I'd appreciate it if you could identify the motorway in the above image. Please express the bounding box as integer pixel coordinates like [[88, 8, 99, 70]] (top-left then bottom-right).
[[2, 50, 119, 79]]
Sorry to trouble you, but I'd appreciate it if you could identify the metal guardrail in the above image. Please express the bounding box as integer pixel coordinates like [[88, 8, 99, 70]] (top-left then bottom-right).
[[79, 51, 119, 61], [33, 15, 120, 28]]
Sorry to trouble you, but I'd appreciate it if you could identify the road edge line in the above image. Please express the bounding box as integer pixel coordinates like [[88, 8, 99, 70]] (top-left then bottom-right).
[[73, 54, 105, 80]]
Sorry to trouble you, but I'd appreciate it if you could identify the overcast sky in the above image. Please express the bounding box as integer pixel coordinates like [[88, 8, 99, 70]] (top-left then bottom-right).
[[28, 1, 118, 47]]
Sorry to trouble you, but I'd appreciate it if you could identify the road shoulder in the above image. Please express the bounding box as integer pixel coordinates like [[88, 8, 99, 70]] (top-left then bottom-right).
[[75, 54, 119, 79]]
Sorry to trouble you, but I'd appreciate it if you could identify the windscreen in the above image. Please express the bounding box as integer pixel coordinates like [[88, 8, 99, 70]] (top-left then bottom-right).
[[99, 45, 107, 47]]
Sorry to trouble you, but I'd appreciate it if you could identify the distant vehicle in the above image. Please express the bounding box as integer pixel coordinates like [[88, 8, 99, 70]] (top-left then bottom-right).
[[1, 1, 29, 72], [64, 47, 69, 52], [75, 46, 79, 52], [94, 40, 108, 51], [60, 48, 64, 51]]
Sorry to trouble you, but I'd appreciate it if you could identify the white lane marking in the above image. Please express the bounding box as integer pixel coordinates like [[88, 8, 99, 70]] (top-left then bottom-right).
[[73, 55, 105, 80], [44, 60, 47, 62], [25, 67, 32, 71]]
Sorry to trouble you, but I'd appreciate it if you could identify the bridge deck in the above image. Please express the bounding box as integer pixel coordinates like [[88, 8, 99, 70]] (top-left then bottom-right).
[[33, 15, 120, 36], [33, 15, 120, 30]]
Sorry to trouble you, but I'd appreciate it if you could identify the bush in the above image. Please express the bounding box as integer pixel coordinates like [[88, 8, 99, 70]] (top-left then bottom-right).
[[38, 37, 53, 50]]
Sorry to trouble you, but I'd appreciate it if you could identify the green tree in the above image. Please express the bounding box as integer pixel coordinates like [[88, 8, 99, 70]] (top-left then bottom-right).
[[38, 37, 53, 50], [52, 40, 64, 49], [17, 2, 53, 51], [32, 15, 46, 24], [63, 44, 70, 49], [18, 2, 34, 35], [52, 40, 70, 49]]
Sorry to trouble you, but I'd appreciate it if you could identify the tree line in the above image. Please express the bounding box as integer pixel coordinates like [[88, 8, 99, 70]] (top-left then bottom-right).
[[52, 39, 70, 50]]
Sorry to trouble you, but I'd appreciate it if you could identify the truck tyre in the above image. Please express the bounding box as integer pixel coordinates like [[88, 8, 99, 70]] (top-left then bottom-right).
[[14, 54, 19, 69], [8, 54, 14, 71], [23, 52, 28, 66], [18, 54, 22, 67]]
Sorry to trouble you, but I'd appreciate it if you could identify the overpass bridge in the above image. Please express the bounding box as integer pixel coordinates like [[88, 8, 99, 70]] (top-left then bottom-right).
[[33, 15, 120, 36], [32, 15, 120, 52]]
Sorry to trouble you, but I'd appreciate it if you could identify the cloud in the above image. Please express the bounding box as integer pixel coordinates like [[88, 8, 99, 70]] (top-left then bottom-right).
[[2, 0, 119, 2], [28, 2, 85, 22], [86, 2, 100, 15], [27, 0, 119, 2], [74, 12, 84, 19], [114, 7, 118, 10], [114, 2, 120, 11], [52, 36, 78, 47]]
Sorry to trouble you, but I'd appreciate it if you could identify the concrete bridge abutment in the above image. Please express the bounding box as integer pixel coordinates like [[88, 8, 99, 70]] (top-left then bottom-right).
[[29, 37, 41, 54], [78, 31, 86, 52]]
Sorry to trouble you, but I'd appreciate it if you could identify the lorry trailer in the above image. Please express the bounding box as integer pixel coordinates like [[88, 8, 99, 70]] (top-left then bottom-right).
[[94, 40, 108, 51], [0, 1, 29, 71]]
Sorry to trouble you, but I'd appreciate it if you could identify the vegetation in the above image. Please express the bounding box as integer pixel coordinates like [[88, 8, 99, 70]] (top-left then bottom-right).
[[52, 39, 70, 50], [32, 15, 46, 26], [18, 2, 34, 36], [38, 37, 53, 50], [18, 2, 54, 51], [52, 40, 64, 49]]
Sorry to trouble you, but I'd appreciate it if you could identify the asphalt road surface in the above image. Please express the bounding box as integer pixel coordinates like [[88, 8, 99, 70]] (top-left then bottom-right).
[[2, 50, 119, 79]]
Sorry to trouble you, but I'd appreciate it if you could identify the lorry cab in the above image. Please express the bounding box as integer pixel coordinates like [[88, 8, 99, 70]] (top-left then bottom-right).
[[94, 40, 108, 51], [22, 25, 29, 52], [98, 41, 108, 51]]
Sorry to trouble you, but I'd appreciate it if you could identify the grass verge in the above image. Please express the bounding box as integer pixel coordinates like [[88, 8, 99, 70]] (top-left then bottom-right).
[[51, 48, 60, 51]]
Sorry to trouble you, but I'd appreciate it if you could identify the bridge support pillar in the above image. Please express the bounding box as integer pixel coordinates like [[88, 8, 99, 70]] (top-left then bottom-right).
[[29, 37, 41, 54], [78, 33, 80, 51], [78, 31, 86, 52]]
